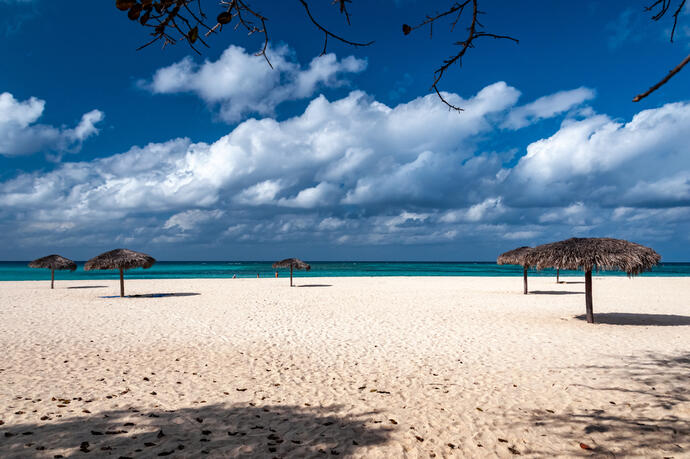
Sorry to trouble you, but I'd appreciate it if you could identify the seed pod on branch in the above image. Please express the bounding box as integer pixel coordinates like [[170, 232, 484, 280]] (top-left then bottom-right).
[[188, 26, 199, 43], [116, 0, 137, 11], [128, 3, 143, 20], [140, 9, 151, 25], [217, 11, 232, 25]]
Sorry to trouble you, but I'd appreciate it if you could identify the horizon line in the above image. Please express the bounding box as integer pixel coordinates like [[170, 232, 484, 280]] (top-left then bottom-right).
[[2, 260, 689, 264]]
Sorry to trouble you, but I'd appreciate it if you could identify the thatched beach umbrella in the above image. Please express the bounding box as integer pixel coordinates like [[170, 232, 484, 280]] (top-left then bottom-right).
[[272, 258, 311, 287], [525, 238, 660, 323], [28, 254, 77, 289], [497, 246, 533, 294], [84, 249, 156, 297]]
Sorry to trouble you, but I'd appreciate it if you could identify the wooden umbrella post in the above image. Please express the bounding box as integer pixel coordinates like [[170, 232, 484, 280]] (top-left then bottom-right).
[[272, 258, 310, 287], [51, 268, 55, 289], [83, 250, 155, 297], [518, 238, 660, 324], [556, 268, 560, 283], [523, 266, 528, 294], [585, 269, 594, 323]]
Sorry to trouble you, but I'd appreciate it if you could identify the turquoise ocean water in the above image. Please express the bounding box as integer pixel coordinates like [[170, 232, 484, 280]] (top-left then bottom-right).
[[1, 261, 689, 281]]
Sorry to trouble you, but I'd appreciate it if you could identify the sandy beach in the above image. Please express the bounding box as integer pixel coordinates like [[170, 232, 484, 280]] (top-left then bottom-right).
[[0, 276, 688, 458]]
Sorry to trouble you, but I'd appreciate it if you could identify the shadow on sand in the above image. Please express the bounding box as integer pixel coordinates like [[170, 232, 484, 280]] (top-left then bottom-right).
[[530, 290, 583, 295], [297, 284, 333, 288], [99, 293, 201, 299], [499, 351, 689, 456], [0, 403, 391, 457], [524, 407, 688, 457], [557, 281, 584, 284], [575, 313, 690, 326], [67, 286, 108, 289]]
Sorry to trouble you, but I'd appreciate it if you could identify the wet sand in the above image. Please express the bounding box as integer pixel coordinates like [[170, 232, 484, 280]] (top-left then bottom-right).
[[0, 276, 688, 458]]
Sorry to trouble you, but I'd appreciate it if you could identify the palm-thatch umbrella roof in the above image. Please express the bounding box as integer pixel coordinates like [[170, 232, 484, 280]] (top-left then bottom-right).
[[497, 246, 532, 266], [28, 254, 77, 289], [272, 258, 311, 286], [497, 246, 533, 294], [29, 254, 77, 271], [524, 238, 660, 275], [84, 249, 156, 297], [525, 237, 661, 323], [84, 249, 156, 271], [272, 258, 311, 271]]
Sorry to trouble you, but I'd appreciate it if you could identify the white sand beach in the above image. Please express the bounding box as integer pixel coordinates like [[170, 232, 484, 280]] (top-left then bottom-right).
[[0, 276, 688, 458]]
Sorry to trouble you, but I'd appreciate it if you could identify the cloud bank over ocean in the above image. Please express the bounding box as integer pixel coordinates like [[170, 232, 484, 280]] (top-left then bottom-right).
[[1, 52, 688, 259]]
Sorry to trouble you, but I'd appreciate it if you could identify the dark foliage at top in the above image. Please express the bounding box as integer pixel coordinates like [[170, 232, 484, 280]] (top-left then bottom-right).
[[114, 0, 688, 107]]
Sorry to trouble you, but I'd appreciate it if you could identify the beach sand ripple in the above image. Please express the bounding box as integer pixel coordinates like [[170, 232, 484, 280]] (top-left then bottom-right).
[[0, 276, 688, 457]]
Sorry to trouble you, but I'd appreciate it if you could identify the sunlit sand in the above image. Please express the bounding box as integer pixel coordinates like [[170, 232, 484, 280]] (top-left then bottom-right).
[[1, 276, 688, 457]]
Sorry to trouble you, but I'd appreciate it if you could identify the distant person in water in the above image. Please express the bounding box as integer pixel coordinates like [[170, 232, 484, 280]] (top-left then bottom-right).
[[232, 274, 236, 279], [257, 273, 260, 278], [275, 271, 278, 278]]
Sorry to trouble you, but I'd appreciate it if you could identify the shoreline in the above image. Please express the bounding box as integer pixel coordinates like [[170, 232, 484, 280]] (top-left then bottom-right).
[[3, 274, 690, 281], [2, 273, 690, 283]]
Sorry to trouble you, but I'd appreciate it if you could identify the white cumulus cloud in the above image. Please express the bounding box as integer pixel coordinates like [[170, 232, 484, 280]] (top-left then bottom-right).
[[503, 87, 595, 129], [509, 101, 690, 208], [0, 83, 688, 259], [143, 45, 367, 122], [0, 92, 104, 157], [163, 209, 224, 232]]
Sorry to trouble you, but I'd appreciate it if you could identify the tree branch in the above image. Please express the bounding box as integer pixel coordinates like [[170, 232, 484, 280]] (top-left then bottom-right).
[[403, 0, 518, 111], [634, 0, 688, 101], [297, 0, 373, 55], [633, 53, 690, 102], [116, 1, 688, 109]]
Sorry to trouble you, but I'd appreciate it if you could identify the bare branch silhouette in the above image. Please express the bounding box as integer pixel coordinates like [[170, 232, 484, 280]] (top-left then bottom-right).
[[633, 53, 690, 102], [402, 0, 518, 111], [634, 0, 688, 101], [114, 1, 688, 109]]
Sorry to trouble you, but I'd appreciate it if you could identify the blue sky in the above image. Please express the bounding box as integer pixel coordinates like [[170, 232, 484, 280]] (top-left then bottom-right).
[[1, 0, 689, 261]]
